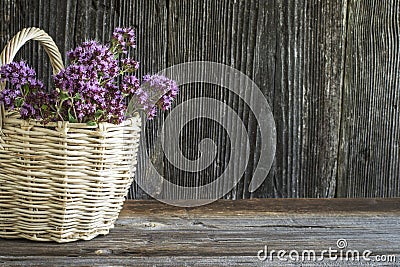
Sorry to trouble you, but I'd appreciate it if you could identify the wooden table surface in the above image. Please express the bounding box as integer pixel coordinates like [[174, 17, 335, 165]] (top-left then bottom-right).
[[0, 198, 399, 266]]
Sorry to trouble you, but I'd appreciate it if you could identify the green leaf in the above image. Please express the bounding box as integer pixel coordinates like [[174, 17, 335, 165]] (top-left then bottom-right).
[[23, 84, 30, 94], [60, 91, 69, 101], [41, 104, 48, 111], [74, 93, 81, 100], [15, 97, 24, 107], [87, 121, 97, 126], [68, 109, 78, 123], [94, 109, 104, 118]]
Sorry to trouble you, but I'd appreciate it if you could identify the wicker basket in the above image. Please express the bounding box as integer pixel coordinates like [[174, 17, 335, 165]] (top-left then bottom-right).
[[0, 28, 141, 242]]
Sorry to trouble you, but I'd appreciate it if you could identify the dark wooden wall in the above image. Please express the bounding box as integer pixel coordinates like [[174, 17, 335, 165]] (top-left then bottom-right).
[[1, 0, 399, 199]]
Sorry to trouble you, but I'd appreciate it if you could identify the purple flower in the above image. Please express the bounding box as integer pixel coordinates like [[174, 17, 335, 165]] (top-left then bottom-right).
[[140, 74, 179, 118], [147, 106, 157, 119], [0, 61, 36, 87], [0, 28, 178, 124], [0, 88, 21, 109], [20, 103, 35, 119], [0, 61, 56, 121], [121, 75, 140, 95], [112, 27, 136, 54], [66, 41, 119, 80], [121, 58, 139, 73]]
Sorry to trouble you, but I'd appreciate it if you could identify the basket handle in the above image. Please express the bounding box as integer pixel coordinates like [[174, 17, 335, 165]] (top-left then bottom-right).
[[0, 28, 64, 146], [0, 27, 64, 87]]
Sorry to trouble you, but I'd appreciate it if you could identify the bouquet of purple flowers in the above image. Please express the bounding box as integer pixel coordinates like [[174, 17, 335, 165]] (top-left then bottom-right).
[[0, 27, 178, 125]]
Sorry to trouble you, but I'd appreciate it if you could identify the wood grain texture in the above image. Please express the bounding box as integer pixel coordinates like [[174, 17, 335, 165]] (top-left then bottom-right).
[[254, 0, 348, 198], [0, 0, 168, 199], [0, 0, 399, 199], [165, 0, 347, 198], [337, 0, 400, 197], [0, 199, 399, 266]]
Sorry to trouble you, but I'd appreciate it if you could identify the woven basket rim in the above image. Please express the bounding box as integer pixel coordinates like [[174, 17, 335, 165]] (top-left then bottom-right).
[[2, 110, 141, 128]]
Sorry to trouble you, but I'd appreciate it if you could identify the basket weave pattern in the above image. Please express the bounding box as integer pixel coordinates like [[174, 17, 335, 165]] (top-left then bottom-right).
[[0, 28, 141, 242]]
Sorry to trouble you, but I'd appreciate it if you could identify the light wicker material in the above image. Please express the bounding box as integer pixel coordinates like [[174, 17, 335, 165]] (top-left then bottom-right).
[[0, 28, 141, 242]]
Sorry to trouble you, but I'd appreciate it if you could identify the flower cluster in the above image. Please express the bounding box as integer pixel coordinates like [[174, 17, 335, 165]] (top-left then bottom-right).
[[112, 27, 136, 54], [121, 58, 140, 73], [140, 75, 179, 119], [0, 61, 57, 122], [0, 27, 179, 125], [53, 41, 124, 124], [67, 40, 119, 79]]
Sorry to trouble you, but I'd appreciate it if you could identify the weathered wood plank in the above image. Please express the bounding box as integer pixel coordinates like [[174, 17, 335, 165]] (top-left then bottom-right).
[[1, 0, 400, 199], [337, 0, 400, 197], [2, 255, 398, 267], [165, 0, 347, 199], [116, 0, 169, 199], [252, 0, 348, 198], [0, 199, 399, 266]]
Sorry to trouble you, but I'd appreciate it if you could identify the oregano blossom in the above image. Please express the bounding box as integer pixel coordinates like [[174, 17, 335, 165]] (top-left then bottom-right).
[[0, 27, 178, 124]]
